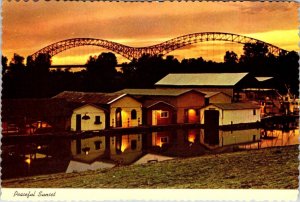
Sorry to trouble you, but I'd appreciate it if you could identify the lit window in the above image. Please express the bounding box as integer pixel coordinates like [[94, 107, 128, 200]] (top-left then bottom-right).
[[94, 116, 101, 124], [131, 110, 137, 120], [160, 111, 169, 118]]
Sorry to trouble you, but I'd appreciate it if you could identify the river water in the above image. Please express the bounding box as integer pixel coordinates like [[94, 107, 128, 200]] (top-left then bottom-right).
[[1, 127, 299, 179]]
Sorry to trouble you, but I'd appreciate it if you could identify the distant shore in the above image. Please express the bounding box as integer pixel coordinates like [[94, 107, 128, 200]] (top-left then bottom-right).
[[2, 145, 298, 189]]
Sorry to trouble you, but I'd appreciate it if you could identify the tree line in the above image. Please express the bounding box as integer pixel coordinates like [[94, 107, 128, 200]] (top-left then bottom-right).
[[2, 42, 299, 99]]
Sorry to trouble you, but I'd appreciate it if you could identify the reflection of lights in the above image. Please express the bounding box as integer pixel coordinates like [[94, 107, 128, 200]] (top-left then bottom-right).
[[121, 142, 128, 152], [188, 130, 196, 143], [25, 158, 31, 165], [82, 147, 90, 155], [37, 121, 42, 128]]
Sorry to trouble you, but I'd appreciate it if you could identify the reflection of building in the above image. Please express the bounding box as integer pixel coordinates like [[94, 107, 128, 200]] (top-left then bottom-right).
[[152, 132, 171, 147], [71, 136, 106, 160], [200, 128, 261, 147], [71, 104, 106, 131], [219, 129, 261, 146], [110, 134, 143, 164], [200, 103, 261, 126]]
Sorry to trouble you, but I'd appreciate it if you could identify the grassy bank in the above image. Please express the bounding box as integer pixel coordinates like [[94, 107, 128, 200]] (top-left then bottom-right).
[[2, 145, 298, 189]]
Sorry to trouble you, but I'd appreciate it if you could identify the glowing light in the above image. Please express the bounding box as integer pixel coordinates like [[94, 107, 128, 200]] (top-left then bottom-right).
[[120, 135, 131, 152], [188, 109, 197, 123], [37, 145, 41, 149], [188, 130, 196, 143], [25, 158, 31, 165]]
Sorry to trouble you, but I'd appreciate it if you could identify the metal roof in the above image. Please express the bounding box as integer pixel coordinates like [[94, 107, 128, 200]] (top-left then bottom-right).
[[201, 91, 231, 98], [143, 100, 176, 109], [255, 77, 273, 82], [155, 73, 248, 86], [116, 88, 205, 96], [53, 91, 128, 105], [209, 103, 260, 110]]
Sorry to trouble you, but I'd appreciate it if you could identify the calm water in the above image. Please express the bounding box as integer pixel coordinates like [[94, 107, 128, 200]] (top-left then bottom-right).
[[1, 127, 299, 179]]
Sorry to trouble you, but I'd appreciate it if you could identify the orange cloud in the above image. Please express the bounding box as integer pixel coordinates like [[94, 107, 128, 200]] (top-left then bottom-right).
[[2, 1, 298, 64]]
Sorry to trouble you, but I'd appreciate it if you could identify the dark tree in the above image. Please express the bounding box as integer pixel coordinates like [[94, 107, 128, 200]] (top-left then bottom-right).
[[224, 51, 238, 64], [239, 42, 269, 64], [85, 52, 118, 91], [27, 53, 51, 75], [2, 55, 8, 75], [9, 53, 26, 74]]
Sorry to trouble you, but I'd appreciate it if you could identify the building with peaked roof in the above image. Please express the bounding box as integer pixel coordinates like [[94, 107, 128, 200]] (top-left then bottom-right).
[[54, 91, 143, 128], [200, 102, 261, 126], [155, 73, 249, 99], [70, 104, 107, 131], [116, 89, 206, 124], [143, 100, 177, 126], [202, 91, 232, 105]]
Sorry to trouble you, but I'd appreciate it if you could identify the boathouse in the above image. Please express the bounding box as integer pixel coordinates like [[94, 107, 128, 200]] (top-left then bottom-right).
[[143, 100, 177, 126], [70, 104, 107, 131], [54, 91, 143, 129], [116, 89, 206, 124], [203, 91, 232, 105], [200, 103, 261, 126], [155, 73, 249, 101]]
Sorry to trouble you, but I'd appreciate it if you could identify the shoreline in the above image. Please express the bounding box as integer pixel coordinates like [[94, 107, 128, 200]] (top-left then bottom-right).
[[2, 145, 298, 189]]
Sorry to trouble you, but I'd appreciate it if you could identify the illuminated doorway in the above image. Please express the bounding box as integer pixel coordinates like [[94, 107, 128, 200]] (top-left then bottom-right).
[[115, 108, 122, 127]]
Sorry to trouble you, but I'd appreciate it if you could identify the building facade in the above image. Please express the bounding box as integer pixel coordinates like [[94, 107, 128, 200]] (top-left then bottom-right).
[[71, 104, 106, 131], [200, 103, 261, 126]]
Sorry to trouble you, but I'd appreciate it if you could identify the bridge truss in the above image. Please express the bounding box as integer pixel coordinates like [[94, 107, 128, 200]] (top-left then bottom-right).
[[30, 32, 288, 61]]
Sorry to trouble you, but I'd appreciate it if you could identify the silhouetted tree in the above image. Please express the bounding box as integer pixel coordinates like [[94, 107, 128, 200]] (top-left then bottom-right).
[[224, 51, 238, 64], [27, 53, 51, 75], [85, 52, 118, 91], [276, 51, 299, 95], [2, 55, 8, 75], [9, 53, 26, 74]]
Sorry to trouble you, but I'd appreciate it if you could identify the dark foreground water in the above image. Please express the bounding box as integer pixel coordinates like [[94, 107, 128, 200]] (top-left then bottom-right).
[[1, 127, 299, 179]]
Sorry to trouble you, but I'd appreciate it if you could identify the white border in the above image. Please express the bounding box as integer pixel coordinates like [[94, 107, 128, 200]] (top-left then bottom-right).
[[1, 189, 298, 201]]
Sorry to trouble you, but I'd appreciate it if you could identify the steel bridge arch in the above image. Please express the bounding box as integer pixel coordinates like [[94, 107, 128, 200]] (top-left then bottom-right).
[[30, 32, 288, 61]]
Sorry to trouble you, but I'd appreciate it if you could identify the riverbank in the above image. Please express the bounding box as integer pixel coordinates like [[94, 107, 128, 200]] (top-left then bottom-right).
[[2, 145, 298, 189]]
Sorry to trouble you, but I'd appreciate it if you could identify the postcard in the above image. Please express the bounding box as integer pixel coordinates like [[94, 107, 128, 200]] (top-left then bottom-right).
[[1, 0, 299, 201]]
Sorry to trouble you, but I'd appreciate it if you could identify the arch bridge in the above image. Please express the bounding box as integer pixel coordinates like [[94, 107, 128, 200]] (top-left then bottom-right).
[[31, 32, 288, 61]]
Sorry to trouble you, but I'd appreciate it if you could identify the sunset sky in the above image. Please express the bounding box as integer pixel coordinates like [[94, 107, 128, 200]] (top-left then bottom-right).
[[2, 1, 298, 64]]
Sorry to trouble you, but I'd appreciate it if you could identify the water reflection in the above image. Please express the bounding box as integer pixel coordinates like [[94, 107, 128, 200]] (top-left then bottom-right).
[[2, 127, 299, 179]]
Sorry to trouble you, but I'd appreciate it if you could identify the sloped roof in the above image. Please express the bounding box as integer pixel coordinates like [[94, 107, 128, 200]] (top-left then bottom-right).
[[255, 77, 273, 82], [72, 103, 107, 112], [201, 91, 232, 98], [116, 88, 205, 96], [155, 73, 248, 86], [53, 91, 127, 105], [209, 103, 260, 110], [143, 100, 176, 109]]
